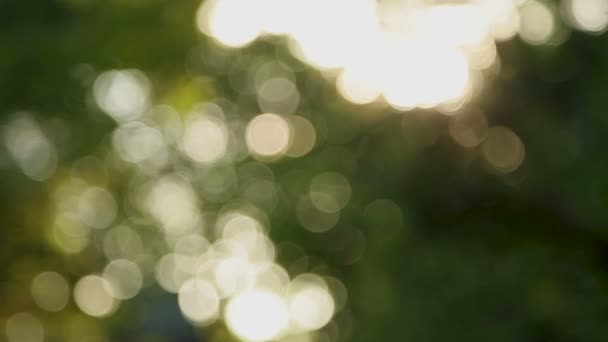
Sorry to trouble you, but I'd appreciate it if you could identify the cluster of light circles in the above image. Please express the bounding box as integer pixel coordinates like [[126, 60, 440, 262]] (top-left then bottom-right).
[[6, 67, 342, 342], [156, 211, 338, 342], [197, 0, 608, 110], [447, 111, 526, 173], [46, 189, 339, 341]]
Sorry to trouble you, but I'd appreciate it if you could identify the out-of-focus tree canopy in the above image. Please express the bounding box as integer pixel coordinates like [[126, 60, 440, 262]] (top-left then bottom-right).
[[2, 0, 608, 341]]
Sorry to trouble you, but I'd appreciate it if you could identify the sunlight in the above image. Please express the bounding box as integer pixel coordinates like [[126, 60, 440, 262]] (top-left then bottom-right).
[[225, 289, 290, 341], [564, 0, 608, 33], [195, 0, 532, 110], [246, 113, 291, 160]]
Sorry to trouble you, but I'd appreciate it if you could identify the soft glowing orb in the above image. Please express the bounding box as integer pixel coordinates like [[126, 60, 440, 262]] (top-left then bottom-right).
[[245, 113, 291, 160], [5, 313, 44, 342], [337, 63, 382, 105], [449, 111, 489, 148], [309, 172, 351, 213], [178, 278, 220, 325], [424, 4, 490, 47], [565, 0, 608, 33], [213, 257, 255, 297], [288, 274, 335, 332], [77, 187, 117, 230], [257, 0, 297, 35], [225, 289, 289, 341], [51, 216, 90, 254], [285, 116, 316, 158], [103, 259, 143, 300], [518, 1, 555, 45], [73, 275, 117, 317], [3, 114, 57, 181], [198, 0, 262, 47], [155, 253, 190, 293], [383, 40, 470, 109], [289, 286, 335, 331], [479, 0, 521, 41], [257, 77, 300, 115], [112, 122, 166, 164], [482, 126, 525, 173], [144, 175, 201, 235], [93, 70, 149, 122], [181, 116, 229, 165], [31, 272, 70, 312], [103, 225, 144, 261]]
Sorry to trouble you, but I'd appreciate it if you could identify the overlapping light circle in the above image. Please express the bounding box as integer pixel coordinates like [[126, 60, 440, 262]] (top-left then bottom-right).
[[196, 0, 607, 111]]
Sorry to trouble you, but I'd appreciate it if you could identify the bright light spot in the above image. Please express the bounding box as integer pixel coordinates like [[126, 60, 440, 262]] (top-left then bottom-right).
[[564, 0, 608, 33], [213, 257, 255, 297], [519, 1, 555, 45], [155, 253, 192, 293], [31, 272, 70, 312], [173, 234, 210, 275], [466, 39, 498, 70], [5, 312, 44, 342], [257, 78, 300, 115], [73, 275, 117, 317], [144, 175, 202, 235], [194, 0, 575, 110], [220, 212, 265, 239], [218, 213, 275, 265], [383, 41, 470, 109], [93, 70, 149, 122], [208, 238, 249, 262], [78, 187, 117, 229], [424, 4, 490, 47], [246, 113, 291, 160], [285, 116, 316, 158], [289, 286, 335, 332], [337, 63, 382, 105], [479, 0, 521, 41], [3, 113, 57, 181], [309, 172, 351, 213], [193, 0, 608, 111], [197, 0, 262, 47], [225, 289, 289, 341], [112, 122, 166, 164], [288, 274, 335, 332], [254, 264, 290, 293], [103, 259, 143, 300], [181, 115, 229, 165], [482, 126, 525, 173], [257, 0, 297, 35], [287, 0, 377, 70], [178, 278, 220, 325]]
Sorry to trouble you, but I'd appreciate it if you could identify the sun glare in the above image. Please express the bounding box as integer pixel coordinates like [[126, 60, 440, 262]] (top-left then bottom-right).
[[194, 0, 572, 110]]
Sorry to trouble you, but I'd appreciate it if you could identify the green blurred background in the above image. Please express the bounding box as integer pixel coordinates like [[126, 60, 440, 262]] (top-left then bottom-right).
[[2, 0, 608, 341]]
